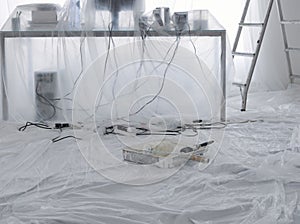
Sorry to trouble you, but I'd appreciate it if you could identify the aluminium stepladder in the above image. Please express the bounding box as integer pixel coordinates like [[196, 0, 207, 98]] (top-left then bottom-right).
[[276, 0, 300, 82], [232, 0, 274, 111]]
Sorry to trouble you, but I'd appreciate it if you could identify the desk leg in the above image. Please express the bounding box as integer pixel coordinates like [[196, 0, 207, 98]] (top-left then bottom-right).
[[0, 34, 8, 120], [220, 32, 226, 122]]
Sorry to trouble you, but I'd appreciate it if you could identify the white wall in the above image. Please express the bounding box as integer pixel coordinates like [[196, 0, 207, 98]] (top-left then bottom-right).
[[0, 0, 10, 28], [281, 0, 300, 81]]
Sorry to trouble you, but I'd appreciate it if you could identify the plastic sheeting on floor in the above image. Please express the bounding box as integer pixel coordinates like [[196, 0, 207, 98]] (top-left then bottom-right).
[[1, 84, 300, 223]]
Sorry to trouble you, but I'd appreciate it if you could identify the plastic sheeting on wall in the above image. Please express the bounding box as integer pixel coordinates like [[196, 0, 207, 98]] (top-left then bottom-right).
[[0, 0, 235, 122], [0, 0, 296, 121]]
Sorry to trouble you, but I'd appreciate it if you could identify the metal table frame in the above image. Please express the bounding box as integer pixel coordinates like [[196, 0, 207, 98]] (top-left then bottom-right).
[[0, 28, 226, 121]]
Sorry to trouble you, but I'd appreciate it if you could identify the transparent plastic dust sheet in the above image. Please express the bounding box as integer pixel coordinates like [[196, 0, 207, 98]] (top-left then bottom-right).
[[0, 0, 234, 122]]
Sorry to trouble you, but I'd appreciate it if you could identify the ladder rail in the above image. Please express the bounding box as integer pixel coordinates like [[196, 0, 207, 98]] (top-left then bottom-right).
[[232, 0, 251, 56], [276, 0, 293, 81], [281, 20, 300, 25], [241, 0, 274, 111]]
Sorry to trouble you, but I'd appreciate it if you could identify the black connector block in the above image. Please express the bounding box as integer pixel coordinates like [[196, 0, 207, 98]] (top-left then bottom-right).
[[54, 123, 70, 129]]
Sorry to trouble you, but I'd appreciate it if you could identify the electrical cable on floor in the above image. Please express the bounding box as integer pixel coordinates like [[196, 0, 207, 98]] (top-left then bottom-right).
[[51, 125, 79, 143], [102, 119, 265, 137], [18, 122, 52, 132], [186, 121, 227, 130], [136, 132, 179, 136], [18, 121, 80, 143], [135, 126, 182, 136], [226, 119, 264, 125], [52, 135, 81, 143]]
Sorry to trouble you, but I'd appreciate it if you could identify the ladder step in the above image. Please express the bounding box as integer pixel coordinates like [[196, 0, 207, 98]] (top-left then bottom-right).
[[233, 82, 247, 87], [291, 74, 300, 79], [285, 47, 300, 52], [232, 52, 255, 57], [239, 22, 264, 27], [281, 20, 300, 25]]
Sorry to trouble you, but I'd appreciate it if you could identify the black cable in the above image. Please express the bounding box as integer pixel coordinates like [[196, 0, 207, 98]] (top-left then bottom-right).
[[136, 132, 179, 136], [52, 135, 81, 143], [19, 121, 80, 143], [135, 126, 182, 136], [186, 122, 227, 130], [18, 122, 52, 132]]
